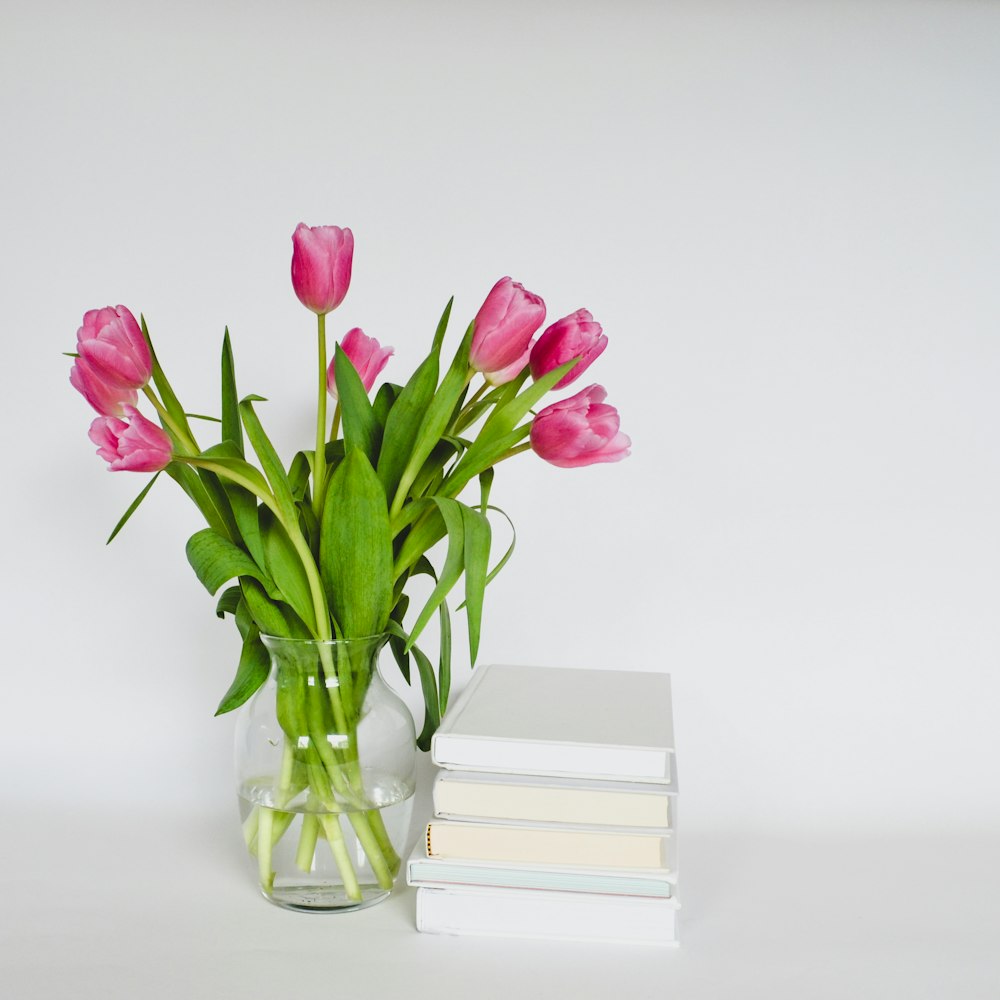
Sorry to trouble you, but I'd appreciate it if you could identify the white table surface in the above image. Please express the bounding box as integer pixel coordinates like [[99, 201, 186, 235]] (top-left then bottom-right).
[[4, 757, 997, 1000]]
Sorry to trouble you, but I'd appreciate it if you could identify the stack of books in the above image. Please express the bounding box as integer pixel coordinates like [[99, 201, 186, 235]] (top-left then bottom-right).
[[408, 663, 679, 945]]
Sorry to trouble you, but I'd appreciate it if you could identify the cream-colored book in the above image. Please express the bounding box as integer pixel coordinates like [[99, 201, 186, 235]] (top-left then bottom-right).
[[425, 820, 672, 870], [433, 762, 676, 829]]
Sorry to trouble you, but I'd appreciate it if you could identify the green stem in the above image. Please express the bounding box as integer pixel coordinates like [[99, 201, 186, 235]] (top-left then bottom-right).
[[296, 813, 320, 872], [450, 379, 490, 434], [313, 312, 328, 522], [319, 814, 362, 901], [257, 808, 275, 892], [328, 402, 341, 444], [143, 385, 199, 454]]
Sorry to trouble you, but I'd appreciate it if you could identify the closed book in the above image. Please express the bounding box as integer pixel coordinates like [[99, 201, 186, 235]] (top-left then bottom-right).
[[415, 886, 679, 945], [407, 842, 676, 898], [425, 820, 672, 871], [433, 761, 676, 829], [431, 663, 674, 783]]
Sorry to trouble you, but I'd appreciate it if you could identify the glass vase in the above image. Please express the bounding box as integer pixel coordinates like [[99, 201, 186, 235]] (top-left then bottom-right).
[[234, 634, 416, 912]]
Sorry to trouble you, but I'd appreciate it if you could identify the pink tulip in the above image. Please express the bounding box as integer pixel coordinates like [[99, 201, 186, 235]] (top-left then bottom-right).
[[291, 224, 354, 314], [70, 305, 152, 416], [530, 384, 631, 469], [88, 406, 173, 472], [529, 309, 607, 390], [70, 356, 137, 417], [469, 277, 546, 375], [327, 327, 394, 398]]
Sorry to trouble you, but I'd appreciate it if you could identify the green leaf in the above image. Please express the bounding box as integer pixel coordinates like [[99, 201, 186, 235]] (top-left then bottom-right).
[[260, 509, 317, 633], [388, 594, 411, 684], [483, 504, 517, 588], [334, 342, 381, 464], [140, 315, 194, 445], [409, 438, 462, 500], [479, 468, 494, 515], [185, 412, 221, 423], [405, 498, 465, 652], [320, 449, 393, 638], [239, 397, 297, 523], [216, 585, 242, 618], [377, 351, 440, 503], [392, 321, 475, 513], [221, 328, 244, 455], [186, 528, 274, 595], [106, 471, 161, 544], [288, 451, 312, 503], [393, 502, 446, 580], [240, 576, 308, 639], [432, 296, 454, 355], [412, 642, 440, 751], [185, 533, 252, 596], [372, 382, 401, 428], [215, 626, 270, 715], [224, 482, 266, 570], [185, 451, 273, 506], [460, 503, 491, 665], [438, 597, 452, 716]]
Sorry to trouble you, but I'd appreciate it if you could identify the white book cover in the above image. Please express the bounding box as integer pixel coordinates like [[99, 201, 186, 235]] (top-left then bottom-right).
[[415, 885, 679, 946], [406, 840, 677, 897], [432, 757, 677, 829], [431, 664, 675, 783]]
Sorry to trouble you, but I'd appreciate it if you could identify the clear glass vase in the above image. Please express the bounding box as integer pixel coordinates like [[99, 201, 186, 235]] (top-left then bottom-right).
[[234, 634, 416, 912]]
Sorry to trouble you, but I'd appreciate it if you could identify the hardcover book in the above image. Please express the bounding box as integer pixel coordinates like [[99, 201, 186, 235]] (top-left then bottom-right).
[[432, 760, 676, 828], [425, 820, 673, 871], [415, 885, 679, 945], [430, 663, 674, 782], [407, 841, 676, 898]]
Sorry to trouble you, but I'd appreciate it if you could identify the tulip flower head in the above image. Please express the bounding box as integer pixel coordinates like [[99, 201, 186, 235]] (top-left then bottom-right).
[[327, 328, 394, 398], [529, 309, 607, 391], [530, 384, 630, 469], [469, 277, 546, 376], [70, 305, 152, 416], [70, 356, 138, 417], [291, 224, 354, 315], [89, 406, 173, 472]]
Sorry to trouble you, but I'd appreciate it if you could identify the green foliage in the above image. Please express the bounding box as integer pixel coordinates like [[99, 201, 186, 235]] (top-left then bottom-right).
[[320, 449, 393, 638], [186, 528, 274, 596], [334, 343, 381, 464], [130, 289, 586, 746]]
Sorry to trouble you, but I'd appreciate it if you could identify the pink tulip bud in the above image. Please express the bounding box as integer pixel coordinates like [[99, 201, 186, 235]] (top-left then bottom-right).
[[529, 309, 607, 390], [530, 384, 631, 469], [70, 355, 138, 417], [88, 406, 173, 472], [327, 327, 394, 398], [291, 223, 354, 314], [71, 304, 152, 411], [469, 277, 546, 375]]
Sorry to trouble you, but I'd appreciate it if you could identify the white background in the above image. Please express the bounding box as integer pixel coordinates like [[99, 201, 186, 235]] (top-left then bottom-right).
[[2, 1, 998, 996]]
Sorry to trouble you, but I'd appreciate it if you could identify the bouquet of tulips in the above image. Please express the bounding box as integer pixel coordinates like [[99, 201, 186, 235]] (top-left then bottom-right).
[[68, 224, 630, 902]]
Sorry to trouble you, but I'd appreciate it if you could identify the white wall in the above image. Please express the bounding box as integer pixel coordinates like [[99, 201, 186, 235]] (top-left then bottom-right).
[[2, 0, 998, 835]]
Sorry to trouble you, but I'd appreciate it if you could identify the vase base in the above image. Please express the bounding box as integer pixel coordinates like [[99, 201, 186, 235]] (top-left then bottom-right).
[[261, 883, 392, 913]]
